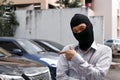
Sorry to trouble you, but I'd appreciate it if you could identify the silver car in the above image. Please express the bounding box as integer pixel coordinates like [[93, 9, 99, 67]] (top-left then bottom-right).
[[0, 47, 51, 80], [104, 39, 120, 54]]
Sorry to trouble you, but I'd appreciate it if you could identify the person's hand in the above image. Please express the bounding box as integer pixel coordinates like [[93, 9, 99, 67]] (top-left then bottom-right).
[[59, 47, 76, 61]]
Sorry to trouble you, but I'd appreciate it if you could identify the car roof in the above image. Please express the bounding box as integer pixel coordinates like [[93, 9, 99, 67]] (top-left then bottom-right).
[[0, 37, 28, 41], [106, 39, 120, 41], [105, 39, 120, 43], [32, 39, 52, 42]]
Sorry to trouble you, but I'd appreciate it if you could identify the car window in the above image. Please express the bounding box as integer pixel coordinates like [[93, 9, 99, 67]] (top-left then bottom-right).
[[0, 41, 21, 52], [41, 41, 60, 51], [0, 52, 4, 57], [0, 47, 11, 56], [17, 39, 43, 54], [36, 42, 51, 51], [43, 40, 64, 50]]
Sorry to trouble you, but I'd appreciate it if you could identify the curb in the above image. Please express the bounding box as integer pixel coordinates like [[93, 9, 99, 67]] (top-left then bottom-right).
[[110, 62, 120, 69]]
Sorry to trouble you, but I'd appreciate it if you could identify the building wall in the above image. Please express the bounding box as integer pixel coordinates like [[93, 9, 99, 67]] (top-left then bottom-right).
[[15, 8, 104, 45], [117, 7, 120, 38], [8, 0, 42, 4], [8, 0, 120, 42], [112, 0, 120, 39], [94, 0, 120, 40], [94, 0, 112, 40], [8, 0, 48, 9], [48, 0, 57, 5]]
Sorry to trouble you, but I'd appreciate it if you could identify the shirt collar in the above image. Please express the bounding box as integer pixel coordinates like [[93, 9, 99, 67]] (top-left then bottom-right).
[[76, 41, 97, 54], [91, 41, 97, 50], [81, 41, 97, 53]]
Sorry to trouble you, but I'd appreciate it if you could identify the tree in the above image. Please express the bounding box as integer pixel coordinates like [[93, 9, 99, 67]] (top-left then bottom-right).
[[56, 0, 82, 8], [0, 0, 19, 36]]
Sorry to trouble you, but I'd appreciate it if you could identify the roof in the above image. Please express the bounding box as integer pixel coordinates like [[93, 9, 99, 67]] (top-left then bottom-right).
[[8, 0, 42, 5]]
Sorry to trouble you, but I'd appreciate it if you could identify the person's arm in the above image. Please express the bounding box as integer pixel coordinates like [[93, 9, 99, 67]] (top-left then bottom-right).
[[56, 54, 79, 80], [57, 44, 112, 80], [71, 46, 112, 80]]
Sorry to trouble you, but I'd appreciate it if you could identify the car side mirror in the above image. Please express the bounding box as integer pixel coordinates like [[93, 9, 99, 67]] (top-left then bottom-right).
[[12, 49, 23, 56]]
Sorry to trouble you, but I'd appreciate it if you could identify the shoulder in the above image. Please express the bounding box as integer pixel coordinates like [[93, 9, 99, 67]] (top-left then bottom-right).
[[97, 43, 111, 49], [96, 43, 112, 53]]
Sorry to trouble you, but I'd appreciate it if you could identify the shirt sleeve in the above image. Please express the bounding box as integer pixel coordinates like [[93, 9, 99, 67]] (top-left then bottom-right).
[[56, 44, 80, 80], [56, 54, 79, 80], [71, 46, 112, 80]]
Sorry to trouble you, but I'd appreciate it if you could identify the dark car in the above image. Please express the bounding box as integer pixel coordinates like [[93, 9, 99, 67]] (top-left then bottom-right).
[[32, 39, 64, 53], [0, 47, 51, 80], [0, 37, 59, 80]]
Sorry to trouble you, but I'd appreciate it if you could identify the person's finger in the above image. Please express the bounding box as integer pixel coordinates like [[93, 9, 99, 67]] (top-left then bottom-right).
[[59, 51, 66, 54], [69, 46, 74, 50]]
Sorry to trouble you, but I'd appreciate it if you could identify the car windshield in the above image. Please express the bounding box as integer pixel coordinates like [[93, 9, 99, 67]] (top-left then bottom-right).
[[17, 39, 43, 54], [106, 40, 113, 43], [41, 40, 64, 51]]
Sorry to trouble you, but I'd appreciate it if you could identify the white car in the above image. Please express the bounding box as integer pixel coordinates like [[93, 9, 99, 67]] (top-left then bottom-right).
[[104, 39, 120, 53]]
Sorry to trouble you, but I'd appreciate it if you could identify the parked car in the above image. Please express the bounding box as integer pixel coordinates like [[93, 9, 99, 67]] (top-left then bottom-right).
[[104, 39, 120, 54], [0, 37, 58, 80], [0, 47, 51, 80], [31, 39, 64, 53]]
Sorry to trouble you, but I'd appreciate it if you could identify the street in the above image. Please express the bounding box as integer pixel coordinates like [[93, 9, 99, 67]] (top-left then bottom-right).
[[105, 57, 120, 80], [106, 68, 120, 80]]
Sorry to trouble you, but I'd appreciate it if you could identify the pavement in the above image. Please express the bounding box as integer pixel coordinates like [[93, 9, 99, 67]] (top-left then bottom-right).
[[105, 56, 120, 80], [106, 68, 120, 80], [110, 61, 120, 69]]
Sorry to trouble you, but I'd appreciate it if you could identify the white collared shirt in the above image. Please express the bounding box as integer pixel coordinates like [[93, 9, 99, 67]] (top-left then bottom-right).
[[56, 42, 112, 80]]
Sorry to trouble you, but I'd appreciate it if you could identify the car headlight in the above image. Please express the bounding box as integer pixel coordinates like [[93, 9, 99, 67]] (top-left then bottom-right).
[[0, 74, 24, 80]]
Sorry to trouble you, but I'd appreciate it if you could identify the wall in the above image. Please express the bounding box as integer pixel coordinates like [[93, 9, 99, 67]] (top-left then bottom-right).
[[112, 0, 120, 39], [94, 0, 112, 40], [94, 0, 120, 40], [90, 16, 104, 44], [8, 0, 48, 9], [15, 8, 104, 45]]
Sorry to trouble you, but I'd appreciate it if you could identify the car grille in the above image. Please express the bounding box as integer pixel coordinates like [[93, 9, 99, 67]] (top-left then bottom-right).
[[29, 71, 51, 80], [0, 71, 51, 80]]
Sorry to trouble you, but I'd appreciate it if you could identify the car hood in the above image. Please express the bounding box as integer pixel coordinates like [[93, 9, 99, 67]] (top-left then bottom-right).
[[0, 56, 47, 76], [36, 52, 59, 67], [37, 52, 59, 59]]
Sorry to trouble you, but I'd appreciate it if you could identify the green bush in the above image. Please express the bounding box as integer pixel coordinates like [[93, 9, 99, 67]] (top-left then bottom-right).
[[0, 0, 19, 36]]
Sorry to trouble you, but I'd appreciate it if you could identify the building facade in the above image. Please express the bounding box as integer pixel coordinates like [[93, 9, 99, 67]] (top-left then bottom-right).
[[6, 0, 120, 40], [93, 0, 120, 40], [7, 0, 59, 10]]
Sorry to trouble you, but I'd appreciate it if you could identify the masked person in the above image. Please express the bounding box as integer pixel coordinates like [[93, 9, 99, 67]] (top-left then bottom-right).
[[56, 14, 112, 80]]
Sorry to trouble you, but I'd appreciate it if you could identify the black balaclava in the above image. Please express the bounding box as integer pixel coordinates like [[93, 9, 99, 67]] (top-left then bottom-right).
[[70, 14, 94, 51]]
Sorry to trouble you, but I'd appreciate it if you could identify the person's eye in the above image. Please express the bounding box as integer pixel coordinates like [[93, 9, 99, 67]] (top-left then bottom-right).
[[79, 26, 85, 31]]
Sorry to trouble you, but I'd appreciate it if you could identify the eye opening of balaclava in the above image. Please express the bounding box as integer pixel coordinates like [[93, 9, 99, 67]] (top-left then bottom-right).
[[70, 14, 94, 51]]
